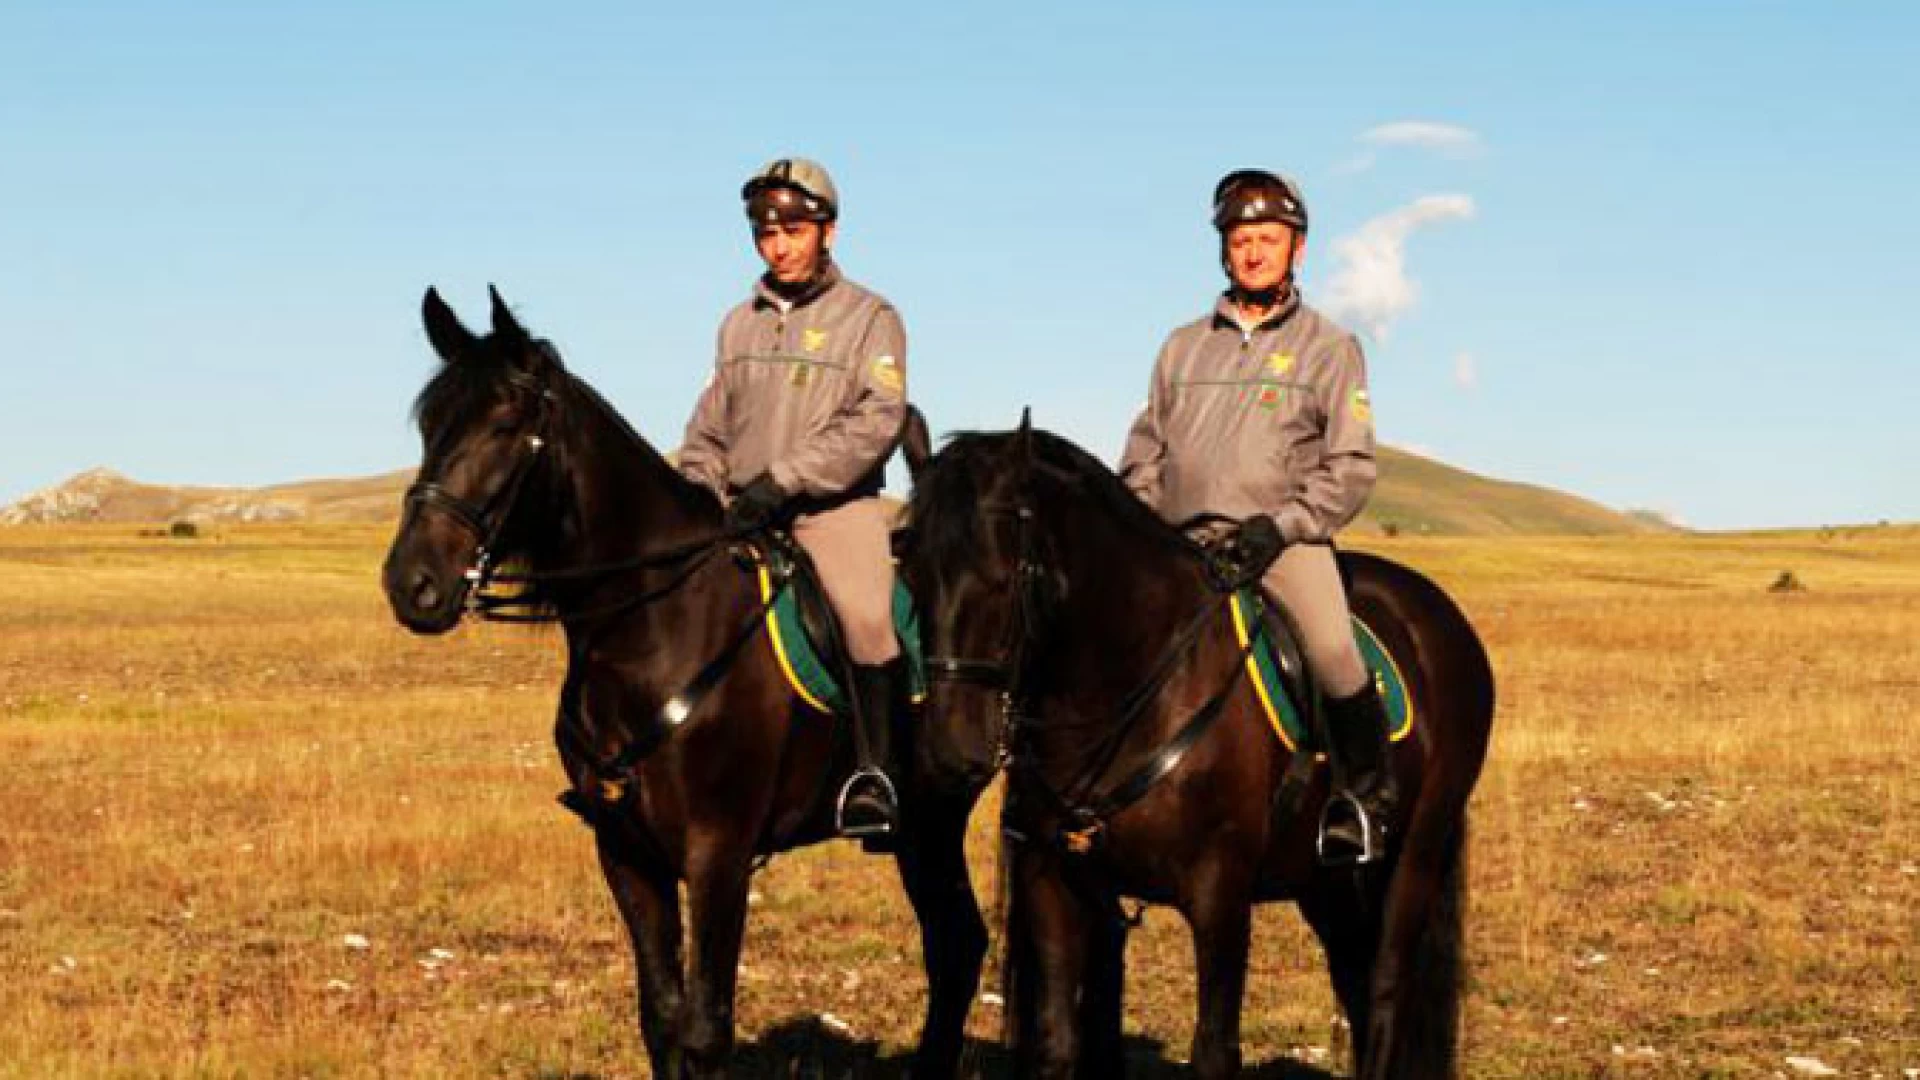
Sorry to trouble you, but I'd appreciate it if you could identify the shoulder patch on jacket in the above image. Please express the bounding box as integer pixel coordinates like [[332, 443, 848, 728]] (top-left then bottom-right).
[[1349, 388, 1372, 424], [871, 355, 904, 395]]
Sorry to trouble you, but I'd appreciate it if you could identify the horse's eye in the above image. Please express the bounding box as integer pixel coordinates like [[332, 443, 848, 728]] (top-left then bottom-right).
[[491, 422, 519, 438]]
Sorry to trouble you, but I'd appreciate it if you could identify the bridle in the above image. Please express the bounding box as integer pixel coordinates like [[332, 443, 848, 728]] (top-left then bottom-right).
[[919, 478, 1278, 854], [403, 368, 557, 611], [924, 498, 1055, 769], [397, 357, 791, 795], [400, 363, 735, 624]]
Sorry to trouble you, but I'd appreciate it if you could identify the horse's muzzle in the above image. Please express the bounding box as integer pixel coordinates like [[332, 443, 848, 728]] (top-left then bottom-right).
[[383, 559, 464, 635]]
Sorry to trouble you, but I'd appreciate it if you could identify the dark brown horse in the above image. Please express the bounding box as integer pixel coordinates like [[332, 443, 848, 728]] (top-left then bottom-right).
[[899, 422, 1495, 1079], [382, 287, 997, 1078]]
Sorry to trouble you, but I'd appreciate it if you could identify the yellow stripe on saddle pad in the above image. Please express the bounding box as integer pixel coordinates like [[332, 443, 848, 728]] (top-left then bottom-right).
[[1227, 591, 1415, 752], [753, 549, 929, 716], [757, 561, 834, 714]]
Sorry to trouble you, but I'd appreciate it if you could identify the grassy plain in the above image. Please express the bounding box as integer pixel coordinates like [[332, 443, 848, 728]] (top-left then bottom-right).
[[1, 523, 1915, 1078]]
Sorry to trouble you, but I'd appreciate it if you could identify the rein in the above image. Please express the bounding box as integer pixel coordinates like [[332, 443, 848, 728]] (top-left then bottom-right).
[[403, 362, 790, 791], [926, 493, 1279, 852], [404, 366, 753, 625]]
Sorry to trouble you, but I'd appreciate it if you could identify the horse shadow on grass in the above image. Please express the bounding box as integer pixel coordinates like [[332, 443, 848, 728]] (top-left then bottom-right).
[[722, 1014, 1341, 1079]]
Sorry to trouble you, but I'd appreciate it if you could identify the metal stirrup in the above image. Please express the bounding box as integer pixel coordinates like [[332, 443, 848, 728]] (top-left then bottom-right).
[[1316, 789, 1385, 867], [835, 767, 898, 836]]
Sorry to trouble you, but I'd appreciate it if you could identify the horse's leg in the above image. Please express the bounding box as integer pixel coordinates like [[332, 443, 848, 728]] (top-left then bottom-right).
[[678, 842, 756, 1079], [1075, 905, 1128, 1080], [1017, 850, 1093, 1080], [1356, 814, 1469, 1080], [594, 831, 685, 1075], [1184, 859, 1254, 1080], [894, 792, 988, 1079], [1298, 873, 1382, 1069]]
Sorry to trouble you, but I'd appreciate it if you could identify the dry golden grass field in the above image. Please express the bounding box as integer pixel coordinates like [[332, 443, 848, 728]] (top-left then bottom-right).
[[1, 523, 1915, 1078]]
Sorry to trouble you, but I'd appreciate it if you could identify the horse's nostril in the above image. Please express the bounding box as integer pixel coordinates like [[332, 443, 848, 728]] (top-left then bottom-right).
[[412, 574, 441, 612]]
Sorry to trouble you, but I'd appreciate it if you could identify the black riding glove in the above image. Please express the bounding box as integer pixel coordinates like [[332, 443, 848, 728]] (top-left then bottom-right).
[[725, 473, 786, 533], [1239, 513, 1282, 562]]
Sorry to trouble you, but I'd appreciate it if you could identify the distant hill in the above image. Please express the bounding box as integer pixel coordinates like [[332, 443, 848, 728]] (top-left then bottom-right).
[[0, 468, 413, 526], [1353, 446, 1671, 537], [2, 448, 1667, 536]]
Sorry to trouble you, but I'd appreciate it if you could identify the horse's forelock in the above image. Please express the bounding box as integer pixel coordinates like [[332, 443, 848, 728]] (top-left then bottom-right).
[[410, 333, 566, 434]]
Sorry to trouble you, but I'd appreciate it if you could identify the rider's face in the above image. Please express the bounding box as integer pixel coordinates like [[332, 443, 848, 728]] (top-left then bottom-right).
[[1224, 221, 1301, 294], [755, 219, 835, 284]]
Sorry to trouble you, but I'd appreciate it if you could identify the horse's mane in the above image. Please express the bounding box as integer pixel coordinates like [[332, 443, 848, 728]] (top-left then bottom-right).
[[908, 427, 1196, 574], [411, 335, 710, 506]]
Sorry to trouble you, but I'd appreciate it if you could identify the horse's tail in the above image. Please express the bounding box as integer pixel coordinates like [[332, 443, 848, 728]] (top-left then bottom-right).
[[900, 405, 933, 482]]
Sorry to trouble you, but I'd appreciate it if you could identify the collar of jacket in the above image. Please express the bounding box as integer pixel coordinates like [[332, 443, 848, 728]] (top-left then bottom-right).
[[1211, 287, 1301, 336], [753, 259, 842, 311]]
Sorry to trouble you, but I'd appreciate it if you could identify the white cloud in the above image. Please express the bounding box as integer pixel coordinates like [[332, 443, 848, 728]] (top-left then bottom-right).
[[1360, 121, 1483, 157], [1336, 121, 1483, 175], [1319, 195, 1476, 341], [1453, 350, 1478, 390], [1331, 152, 1379, 176]]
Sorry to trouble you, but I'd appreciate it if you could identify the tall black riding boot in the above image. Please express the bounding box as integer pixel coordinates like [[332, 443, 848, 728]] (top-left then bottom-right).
[[837, 660, 902, 850], [1318, 677, 1401, 866]]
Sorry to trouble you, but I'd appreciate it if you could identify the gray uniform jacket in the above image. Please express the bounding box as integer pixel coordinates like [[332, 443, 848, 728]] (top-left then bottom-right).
[[678, 263, 908, 505], [1118, 293, 1376, 544]]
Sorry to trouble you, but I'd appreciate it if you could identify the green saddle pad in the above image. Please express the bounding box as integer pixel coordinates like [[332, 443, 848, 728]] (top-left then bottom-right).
[[1229, 589, 1415, 751], [756, 557, 927, 717]]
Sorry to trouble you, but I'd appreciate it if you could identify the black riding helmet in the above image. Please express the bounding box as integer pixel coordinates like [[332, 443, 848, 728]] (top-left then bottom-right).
[[1211, 169, 1308, 235]]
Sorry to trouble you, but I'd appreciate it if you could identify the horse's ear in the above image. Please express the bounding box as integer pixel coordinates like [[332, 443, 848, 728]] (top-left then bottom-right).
[[900, 405, 933, 482], [1013, 406, 1034, 466], [422, 287, 476, 363], [489, 284, 528, 343]]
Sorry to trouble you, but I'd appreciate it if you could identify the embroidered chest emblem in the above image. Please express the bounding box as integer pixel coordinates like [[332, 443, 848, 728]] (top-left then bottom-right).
[[802, 328, 828, 354], [1256, 353, 1295, 411], [788, 362, 815, 388]]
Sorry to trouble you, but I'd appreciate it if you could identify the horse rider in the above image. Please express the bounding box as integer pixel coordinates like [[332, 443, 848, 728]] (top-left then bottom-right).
[[1117, 168, 1399, 863], [677, 157, 910, 844]]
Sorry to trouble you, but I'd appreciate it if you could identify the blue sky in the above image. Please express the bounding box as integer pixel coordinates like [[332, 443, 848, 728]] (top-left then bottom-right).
[[3, 1, 1914, 530]]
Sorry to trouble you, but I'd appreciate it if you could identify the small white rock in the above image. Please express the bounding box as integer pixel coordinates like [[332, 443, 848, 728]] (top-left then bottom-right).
[[1785, 1056, 1839, 1077], [325, 979, 352, 992], [342, 933, 371, 950]]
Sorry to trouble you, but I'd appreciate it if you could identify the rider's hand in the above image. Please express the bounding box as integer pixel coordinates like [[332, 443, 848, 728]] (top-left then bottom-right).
[[724, 473, 787, 533], [1236, 513, 1284, 573]]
